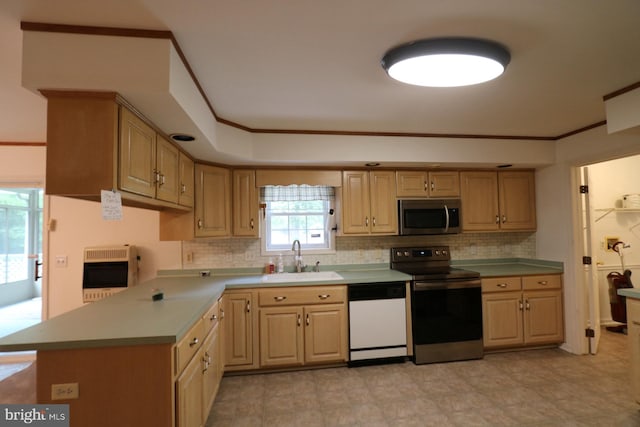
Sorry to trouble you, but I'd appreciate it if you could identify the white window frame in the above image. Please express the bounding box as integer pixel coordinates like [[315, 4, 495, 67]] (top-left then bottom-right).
[[260, 199, 336, 256]]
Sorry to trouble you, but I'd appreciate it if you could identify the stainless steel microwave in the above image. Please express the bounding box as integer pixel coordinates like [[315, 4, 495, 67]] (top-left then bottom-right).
[[82, 245, 138, 302], [398, 199, 461, 235]]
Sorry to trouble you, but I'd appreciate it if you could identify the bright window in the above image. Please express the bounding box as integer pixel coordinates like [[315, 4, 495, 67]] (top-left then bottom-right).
[[261, 185, 336, 254], [0, 189, 43, 285]]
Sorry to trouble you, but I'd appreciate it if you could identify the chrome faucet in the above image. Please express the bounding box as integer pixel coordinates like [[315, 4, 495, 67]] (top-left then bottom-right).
[[291, 239, 306, 272]]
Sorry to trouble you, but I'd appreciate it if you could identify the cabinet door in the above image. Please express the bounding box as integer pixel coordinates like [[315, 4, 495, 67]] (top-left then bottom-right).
[[259, 307, 304, 367], [304, 304, 347, 364], [195, 164, 231, 237], [627, 299, 640, 404], [498, 171, 536, 231], [341, 171, 371, 234], [232, 169, 258, 237], [156, 136, 180, 204], [176, 350, 204, 427], [428, 171, 460, 197], [369, 171, 397, 234], [396, 171, 428, 197], [179, 153, 195, 207], [201, 323, 220, 421], [460, 171, 500, 231], [119, 107, 157, 198], [482, 292, 523, 348], [523, 290, 563, 345], [223, 292, 254, 367]]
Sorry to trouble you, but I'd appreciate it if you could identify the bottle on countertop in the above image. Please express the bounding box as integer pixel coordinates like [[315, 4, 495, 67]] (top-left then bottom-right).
[[267, 257, 275, 274], [277, 253, 284, 273]]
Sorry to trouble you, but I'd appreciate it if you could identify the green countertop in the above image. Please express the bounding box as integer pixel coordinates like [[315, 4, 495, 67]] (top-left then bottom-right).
[[0, 259, 563, 352], [0, 266, 410, 352], [618, 288, 640, 299], [454, 258, 564, 277]]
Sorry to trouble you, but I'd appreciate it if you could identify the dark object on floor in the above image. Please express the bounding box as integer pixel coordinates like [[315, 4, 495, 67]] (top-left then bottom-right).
[[606, 270, 633, 333]]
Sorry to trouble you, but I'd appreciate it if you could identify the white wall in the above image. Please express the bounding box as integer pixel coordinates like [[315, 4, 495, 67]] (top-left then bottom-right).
[[536, 125, 640, 354]]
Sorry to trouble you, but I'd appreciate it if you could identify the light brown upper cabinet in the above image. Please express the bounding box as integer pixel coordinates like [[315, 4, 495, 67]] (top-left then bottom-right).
[[195, 164, 231, 237], [43, 90, 192, 211], [178, 153, 195, 208], [460, 170, 536, 232], [232, 169, 259, 237], [396, 171, 460, 198], [341, 170, 397, 235]]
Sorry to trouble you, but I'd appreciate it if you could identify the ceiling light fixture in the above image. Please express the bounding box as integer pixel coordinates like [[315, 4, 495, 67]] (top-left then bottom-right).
[[381, 37, 511, 87], [170, 133, 195, 142]]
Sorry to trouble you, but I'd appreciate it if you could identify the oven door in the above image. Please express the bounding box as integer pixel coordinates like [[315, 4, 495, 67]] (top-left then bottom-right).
[[411, 278, 483, 363]]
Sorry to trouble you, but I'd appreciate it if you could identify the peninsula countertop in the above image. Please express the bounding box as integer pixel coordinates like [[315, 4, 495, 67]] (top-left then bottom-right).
[[0, 265, 410, 352]]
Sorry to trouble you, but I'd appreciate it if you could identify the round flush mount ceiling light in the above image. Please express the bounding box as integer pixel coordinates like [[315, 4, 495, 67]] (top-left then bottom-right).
[[381, 37, 511, 87]]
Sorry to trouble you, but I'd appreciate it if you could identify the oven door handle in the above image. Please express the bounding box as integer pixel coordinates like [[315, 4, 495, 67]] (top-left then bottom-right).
[[413, 280, 481, 291], [443, 205, 450, 233]]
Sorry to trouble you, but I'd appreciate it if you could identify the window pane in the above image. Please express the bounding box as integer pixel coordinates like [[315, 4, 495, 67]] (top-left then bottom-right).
[[264, 199, 332, 252], [0, 190, 29, 208]]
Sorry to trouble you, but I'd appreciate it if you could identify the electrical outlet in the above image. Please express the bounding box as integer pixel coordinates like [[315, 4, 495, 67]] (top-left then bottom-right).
[[185, 251, 193, 264], [55, 256, 68, 268], [51, 382, 79, 400]]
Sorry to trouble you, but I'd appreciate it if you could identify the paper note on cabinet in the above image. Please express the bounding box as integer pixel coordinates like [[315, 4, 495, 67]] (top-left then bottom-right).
[[101, 190, 123, 221]]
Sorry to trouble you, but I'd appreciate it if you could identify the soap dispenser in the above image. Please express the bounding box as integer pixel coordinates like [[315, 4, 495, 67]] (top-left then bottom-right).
[[277, 253, 284, 273]]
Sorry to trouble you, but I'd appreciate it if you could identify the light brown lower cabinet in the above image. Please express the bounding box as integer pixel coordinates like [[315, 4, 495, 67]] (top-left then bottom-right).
[[626, 298, 640, 404], [176, 300, 222, 427], [258, 286, 348, 369], [482, 274, 564, 349]]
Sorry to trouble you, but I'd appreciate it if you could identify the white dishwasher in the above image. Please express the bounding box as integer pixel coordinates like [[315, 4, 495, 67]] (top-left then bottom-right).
[[348, 282, 407, 364]]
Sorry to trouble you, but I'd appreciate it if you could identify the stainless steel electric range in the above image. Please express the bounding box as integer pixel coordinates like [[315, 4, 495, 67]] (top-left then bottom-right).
[[390, 246, 483, 364]]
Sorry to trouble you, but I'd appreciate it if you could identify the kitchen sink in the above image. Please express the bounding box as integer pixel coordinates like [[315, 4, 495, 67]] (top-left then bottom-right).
[[261, 271, 344, 283]]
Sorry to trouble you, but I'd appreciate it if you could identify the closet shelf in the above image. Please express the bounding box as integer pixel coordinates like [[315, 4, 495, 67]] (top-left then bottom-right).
[[595, 208, 640, 222]]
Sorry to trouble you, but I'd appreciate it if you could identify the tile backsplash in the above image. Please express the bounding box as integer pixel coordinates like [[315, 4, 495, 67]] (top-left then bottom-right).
[[182, 232, 536, 270]]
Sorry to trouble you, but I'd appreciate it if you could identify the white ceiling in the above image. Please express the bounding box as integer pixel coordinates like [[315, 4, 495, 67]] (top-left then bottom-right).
[[2, 0, 640, 159]]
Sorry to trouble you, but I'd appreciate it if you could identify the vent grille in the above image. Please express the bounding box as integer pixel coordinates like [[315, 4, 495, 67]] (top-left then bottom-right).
[[84, 246, 131, 262]]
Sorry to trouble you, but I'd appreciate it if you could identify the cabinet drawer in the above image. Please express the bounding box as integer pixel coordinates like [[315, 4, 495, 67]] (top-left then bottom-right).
[[259, 286, 346, 307], [522, 275, 562, 290], [482, 277, 522, 293], [176, 318, 206, 374], [202, 300, 219, 334]]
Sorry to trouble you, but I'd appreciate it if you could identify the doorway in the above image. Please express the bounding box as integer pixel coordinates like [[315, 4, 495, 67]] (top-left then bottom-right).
[[578, 154, 640, 354], [0, 188, 43, 339]]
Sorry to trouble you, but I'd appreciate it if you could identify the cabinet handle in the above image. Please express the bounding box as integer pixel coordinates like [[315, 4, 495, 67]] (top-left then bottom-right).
[[202, 355, 208, 372], [519, 300, 524, 311], [372, 217, 376, 227], [365, 216, 369, 226], [306, 313, 310, 326], [220, 308, 225, 320], [274, 296, 287, 302], [297, 314, 302, 326], [210, 313, 217, 321], [497, 283, 508, 288], [250, 219, 255, 230], [430, 181, 435, 192], [197, 219, 203, 229], [159, 174, 166, 186], [502, 215, 507, 223], [246, 301, 251, 313], [189, 337, 199, 347], [424, 181, 428, 192], [633, 321, 640, 326], [538, 281, 548, 286], [525, 299, 530, 310], [318, 294, 330, 300], [181, 183, 187, 194], [495, 215, 500, 224]]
